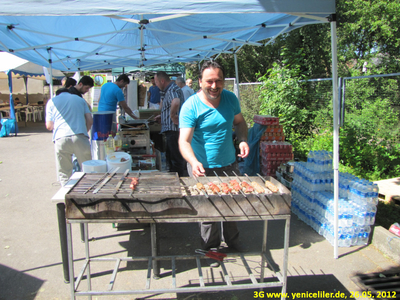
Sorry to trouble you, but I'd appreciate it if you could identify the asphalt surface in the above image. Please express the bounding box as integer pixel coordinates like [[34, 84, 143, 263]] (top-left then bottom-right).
[[0, 121, 399, 300]]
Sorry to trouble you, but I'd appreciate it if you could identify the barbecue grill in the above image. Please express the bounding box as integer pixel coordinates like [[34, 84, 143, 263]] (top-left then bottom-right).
[[59, 171, 292, 299], [65, 171, 291, 220]]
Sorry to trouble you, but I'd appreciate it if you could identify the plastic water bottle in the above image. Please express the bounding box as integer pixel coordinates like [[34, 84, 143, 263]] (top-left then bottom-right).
[[114, 133, 122, 151], [352, 225, 360, 246], [359, 225, 371, 245], [307, 151, 315, 171], [344, 227, 353, 247], [367, 205, 377, 225], [105, 134, 115, 155]]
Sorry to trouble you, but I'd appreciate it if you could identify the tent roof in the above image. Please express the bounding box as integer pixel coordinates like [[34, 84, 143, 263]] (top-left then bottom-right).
[[0, 52, 65, 79], [0, 0, 335, 71], [112, 63, 185, 77]]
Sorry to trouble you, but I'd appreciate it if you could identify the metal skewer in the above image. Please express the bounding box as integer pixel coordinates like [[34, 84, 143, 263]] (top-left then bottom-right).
[[93, 167, 120, 194], [212, 171, 236, 214], [192, 176, 210, 199], [83, 168, 116, 194], [231, 171, 263, 219], [193, 176, 227, 221], [222, 171, 253, 219], [130, 169, 141, 197], [244, 173, 275, 212], [203, 173, 222, 198], [113, 169, 130, 196], [257, 173, 290, 209]]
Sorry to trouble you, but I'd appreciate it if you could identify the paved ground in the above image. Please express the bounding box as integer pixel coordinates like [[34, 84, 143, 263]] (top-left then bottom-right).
[[375, 177, 400, 202], [0, 121, 399, 300]]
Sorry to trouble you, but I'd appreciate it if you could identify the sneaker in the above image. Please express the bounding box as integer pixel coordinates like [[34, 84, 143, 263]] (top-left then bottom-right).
[[206, 258, 220, 268]]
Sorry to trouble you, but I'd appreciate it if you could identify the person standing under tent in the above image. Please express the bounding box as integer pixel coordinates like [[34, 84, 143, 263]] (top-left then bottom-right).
[[97, 74, 138, 133], [179, 60, 249, 267], [154, 71, 187, 177], [63, 77, 77, 89], [68, 76, 94, 98], [186, 78, 194, 89], [147, 76, 161, 109], [46, 89, 93, 186], [176, 76, 194, 101]]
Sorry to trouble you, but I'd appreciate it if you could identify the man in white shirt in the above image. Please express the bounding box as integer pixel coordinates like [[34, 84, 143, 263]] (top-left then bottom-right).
[[176, 77, 194, 101], [46, 89, 93, 186]]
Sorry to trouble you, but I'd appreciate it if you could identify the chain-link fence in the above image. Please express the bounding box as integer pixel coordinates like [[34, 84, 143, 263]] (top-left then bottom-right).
[[226, 73, 400, 130]]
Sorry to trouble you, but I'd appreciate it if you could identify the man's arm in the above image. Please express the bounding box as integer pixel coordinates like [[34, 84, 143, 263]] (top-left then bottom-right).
[[84, 112, 93, 132], [119, 100, 138, 119], [170, 97, 180, 125], [179, 127, 205, 177], [233, 113, 250, 158], [45, 121, 54, 131]]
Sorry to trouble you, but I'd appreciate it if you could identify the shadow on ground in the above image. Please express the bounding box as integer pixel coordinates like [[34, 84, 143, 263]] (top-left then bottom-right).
[[0, 264, 44, 300], [114, 215, 325, 276]]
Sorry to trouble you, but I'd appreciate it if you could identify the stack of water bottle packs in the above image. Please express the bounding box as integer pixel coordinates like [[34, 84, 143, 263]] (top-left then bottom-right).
[[291, 150, 379, 247]]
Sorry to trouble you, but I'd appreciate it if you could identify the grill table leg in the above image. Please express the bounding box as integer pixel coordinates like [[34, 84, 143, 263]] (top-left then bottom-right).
[[57, 203, 70, 283], [151, 223, 160, 279], [80, 224, 85, 243], [260, 220, 268, 282], [84, 223, 92, 298], [66, 222, 76, 300], [281, 217, 290, 298]]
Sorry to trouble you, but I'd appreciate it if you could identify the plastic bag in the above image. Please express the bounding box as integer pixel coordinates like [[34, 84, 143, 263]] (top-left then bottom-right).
[[243, 123, 268, 176], [0, 118, 16, 137]]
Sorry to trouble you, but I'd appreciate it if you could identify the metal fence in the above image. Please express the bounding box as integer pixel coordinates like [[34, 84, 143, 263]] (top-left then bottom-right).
[[225, 73, 400, 128]]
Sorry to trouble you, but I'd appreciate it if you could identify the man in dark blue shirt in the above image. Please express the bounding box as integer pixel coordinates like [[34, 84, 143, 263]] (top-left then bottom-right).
[[147, 77, 161, 109]]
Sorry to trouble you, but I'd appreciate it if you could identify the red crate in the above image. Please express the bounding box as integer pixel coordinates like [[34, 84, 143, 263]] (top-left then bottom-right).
[[253, 115, 279, 125]]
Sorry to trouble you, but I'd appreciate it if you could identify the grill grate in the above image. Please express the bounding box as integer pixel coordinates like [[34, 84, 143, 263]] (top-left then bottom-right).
[[353, 271, 400, 299]]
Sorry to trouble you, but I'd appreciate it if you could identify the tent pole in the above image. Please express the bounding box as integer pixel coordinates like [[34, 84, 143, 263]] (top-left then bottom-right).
[[6, 70, 18, 135], [330, 15, 339, 259], [47, 48, 54, 98], [233, 52, 241, 101], [23, 76, 29, 105]]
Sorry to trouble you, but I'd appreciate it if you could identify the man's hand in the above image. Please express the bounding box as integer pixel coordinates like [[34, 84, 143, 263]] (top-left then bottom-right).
[[238, 141, 250, 158], [155, 115, 161, 124], [190, 161, 205, 177]]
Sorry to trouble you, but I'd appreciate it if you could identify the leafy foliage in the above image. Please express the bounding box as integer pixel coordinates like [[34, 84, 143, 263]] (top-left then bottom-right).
[[184, 0, 400, 183]]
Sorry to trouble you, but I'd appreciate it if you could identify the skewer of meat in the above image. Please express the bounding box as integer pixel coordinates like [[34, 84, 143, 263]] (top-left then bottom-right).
[[227, 171, 263, 219], [220, 182, 232, 194], [208, 182, 221, 194], [229, 179, 241, 192], [129, 169, 140, 197], [212, 171, 235, 214], [193, 175, 227, 221], [196, 182, 205, 191], [244, 173, 266, 194], [256, 173, 279, 193], [128, 177, 139, 190], [240, 180, 254, 193]]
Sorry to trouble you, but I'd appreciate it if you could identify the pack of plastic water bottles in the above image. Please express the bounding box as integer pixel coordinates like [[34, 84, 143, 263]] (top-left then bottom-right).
[[291, 150, 379, 247]]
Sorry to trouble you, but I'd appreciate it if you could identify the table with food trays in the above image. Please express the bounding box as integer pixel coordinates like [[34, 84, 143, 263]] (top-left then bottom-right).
[[52, 170, 291, 300]]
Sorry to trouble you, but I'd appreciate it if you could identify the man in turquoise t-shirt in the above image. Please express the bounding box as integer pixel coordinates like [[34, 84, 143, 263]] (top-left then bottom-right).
[[98, 74, 138, 120], [179, 61, 249, 266]]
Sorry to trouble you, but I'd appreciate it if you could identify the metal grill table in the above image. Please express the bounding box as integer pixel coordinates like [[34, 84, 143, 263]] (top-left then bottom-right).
[[58, 172, 291, 300]]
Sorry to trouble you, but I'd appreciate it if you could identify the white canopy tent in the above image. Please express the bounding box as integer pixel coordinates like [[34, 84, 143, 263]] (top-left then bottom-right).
[[0, 52, 65, 80], [0, 0, 341, 258], [0, 52, 65, 134]]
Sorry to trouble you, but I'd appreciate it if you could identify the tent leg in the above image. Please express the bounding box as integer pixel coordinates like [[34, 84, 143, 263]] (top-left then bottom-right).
[[47, 48, 54, 98], [233, 53, 241, 101], [330, 16, 339, 259]]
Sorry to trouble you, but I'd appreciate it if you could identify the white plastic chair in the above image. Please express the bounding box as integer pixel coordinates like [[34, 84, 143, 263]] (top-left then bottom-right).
[[25, 106, 35, 122], [33, 106, 42, 121]]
